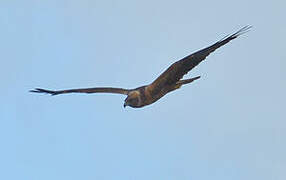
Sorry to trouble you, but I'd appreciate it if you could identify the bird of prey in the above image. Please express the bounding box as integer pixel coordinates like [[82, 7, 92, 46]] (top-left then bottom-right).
[[31, 26, 251, 108]]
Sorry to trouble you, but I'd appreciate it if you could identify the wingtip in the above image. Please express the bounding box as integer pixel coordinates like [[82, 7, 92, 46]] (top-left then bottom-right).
[[219, 25, 252, 42], [29, 88, 58, 95], [29, 88, 40, 93], [233, 25, 252, 37]]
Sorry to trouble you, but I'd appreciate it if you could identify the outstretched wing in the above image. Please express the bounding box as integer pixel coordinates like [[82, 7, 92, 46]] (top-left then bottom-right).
[[148, 26, 251, 94], [30, 87, 131, 96]]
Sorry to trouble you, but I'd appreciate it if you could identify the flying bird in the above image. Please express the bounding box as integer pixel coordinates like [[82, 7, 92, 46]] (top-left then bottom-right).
[[31, 26, 251, 108]]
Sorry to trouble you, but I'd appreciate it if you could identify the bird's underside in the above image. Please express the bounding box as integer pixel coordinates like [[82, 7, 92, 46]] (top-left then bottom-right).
[[31, 26, 251, 108]]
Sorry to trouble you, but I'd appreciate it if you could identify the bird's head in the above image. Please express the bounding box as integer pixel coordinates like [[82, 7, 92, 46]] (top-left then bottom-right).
[[124, 91, 140, 108]]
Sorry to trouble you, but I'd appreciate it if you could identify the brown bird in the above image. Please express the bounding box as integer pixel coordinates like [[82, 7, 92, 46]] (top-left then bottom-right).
[[31, 26, 251, 108]]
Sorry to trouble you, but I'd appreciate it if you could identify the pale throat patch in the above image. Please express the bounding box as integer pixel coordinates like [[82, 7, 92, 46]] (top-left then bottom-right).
[[128, 90, 140, 97]]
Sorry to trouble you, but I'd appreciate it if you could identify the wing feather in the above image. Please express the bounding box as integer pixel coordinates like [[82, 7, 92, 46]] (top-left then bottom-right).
[[30, 87, 130, 96], [148, 26, 251, 94]]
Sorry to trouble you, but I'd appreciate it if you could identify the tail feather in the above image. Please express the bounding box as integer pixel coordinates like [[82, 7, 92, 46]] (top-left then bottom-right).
[[177, 76, 201, 85]]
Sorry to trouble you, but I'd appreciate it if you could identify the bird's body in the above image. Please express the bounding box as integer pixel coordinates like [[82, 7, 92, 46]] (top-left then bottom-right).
[[31, 26, 251, 108], [122, 76, 200, 108]]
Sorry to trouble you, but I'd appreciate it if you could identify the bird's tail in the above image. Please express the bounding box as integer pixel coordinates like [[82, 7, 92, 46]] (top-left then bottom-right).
[[177, 76, 201, 85]]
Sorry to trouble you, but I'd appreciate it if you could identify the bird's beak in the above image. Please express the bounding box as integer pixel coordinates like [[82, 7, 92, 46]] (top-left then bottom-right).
[[123, 102, 127, 108]]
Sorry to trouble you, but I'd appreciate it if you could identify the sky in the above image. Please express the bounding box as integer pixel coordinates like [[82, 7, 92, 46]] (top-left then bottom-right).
[[1, 0, 286, 179]]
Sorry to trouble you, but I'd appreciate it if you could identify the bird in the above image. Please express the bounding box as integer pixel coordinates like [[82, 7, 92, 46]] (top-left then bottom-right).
[[30, 26, 251, 108]]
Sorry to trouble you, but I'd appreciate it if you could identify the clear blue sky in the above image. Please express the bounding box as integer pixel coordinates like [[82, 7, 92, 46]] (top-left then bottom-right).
[[1, 0, 285, 180]]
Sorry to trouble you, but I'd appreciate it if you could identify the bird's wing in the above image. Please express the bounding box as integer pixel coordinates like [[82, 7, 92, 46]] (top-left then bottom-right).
[[148, 26, 251, 94], [30, 87, 131, 96]]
